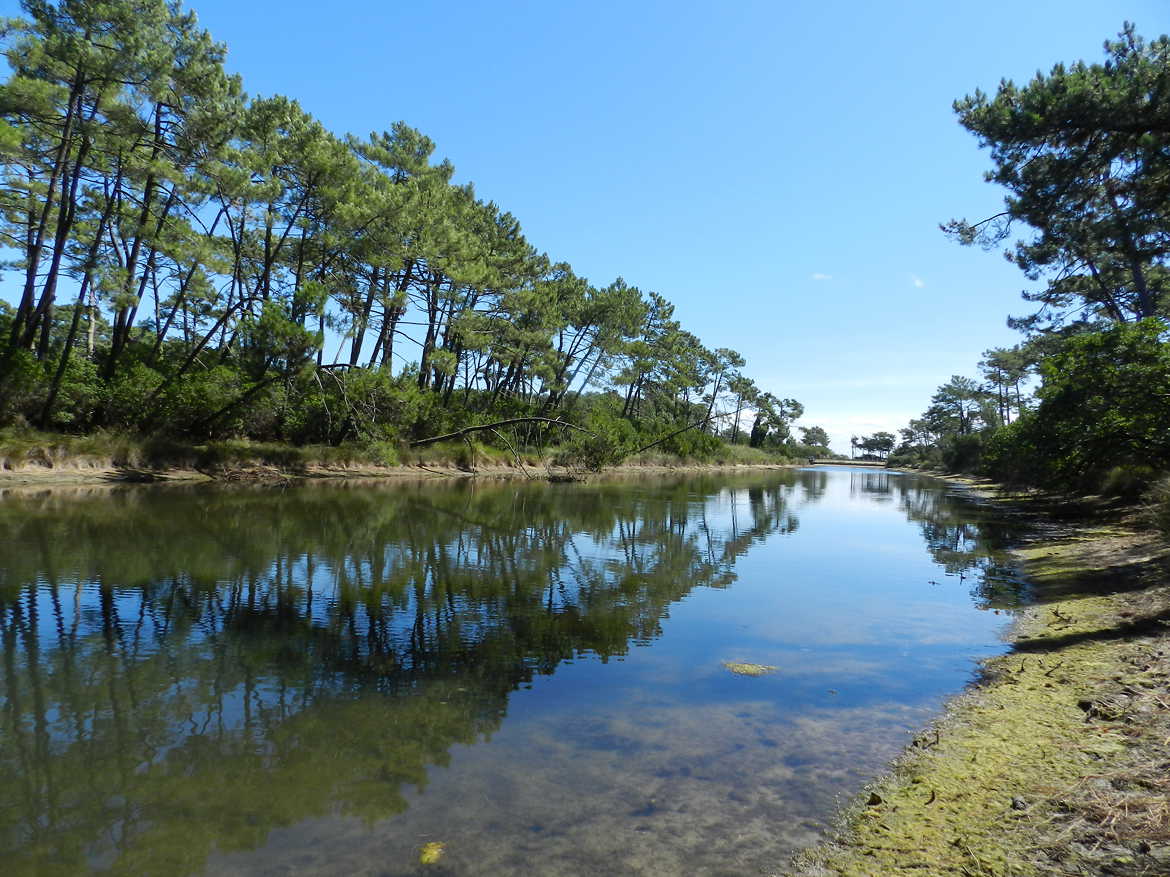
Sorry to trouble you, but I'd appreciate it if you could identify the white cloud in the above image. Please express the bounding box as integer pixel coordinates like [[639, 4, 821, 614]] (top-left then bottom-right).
[[910, 273, 925, 288], [810, 272, 832, 281]]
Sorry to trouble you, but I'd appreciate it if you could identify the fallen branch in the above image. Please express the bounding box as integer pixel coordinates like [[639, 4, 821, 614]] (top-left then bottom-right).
[[409, 417, 592, 447], [491, 427, 536, 479]]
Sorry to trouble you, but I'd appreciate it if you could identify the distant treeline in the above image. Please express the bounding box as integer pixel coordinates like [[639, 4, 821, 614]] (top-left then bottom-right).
[[0, 0, 827, 464], [891, 24, 1170, 504]]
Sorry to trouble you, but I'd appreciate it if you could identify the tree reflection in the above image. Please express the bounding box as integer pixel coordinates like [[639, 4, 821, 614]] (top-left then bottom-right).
[[0, 474, 803, 875], [885, 476, 1028, 608]]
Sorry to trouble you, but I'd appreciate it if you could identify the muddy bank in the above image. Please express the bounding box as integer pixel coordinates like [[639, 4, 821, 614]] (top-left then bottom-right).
[[790, 481, 1170, 876]]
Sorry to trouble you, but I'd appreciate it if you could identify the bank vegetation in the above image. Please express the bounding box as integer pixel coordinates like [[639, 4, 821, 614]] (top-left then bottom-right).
[[0, 0, 832, 475]]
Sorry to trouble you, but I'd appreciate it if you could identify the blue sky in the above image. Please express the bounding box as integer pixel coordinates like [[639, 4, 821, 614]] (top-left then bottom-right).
[[4, 0, 1165, 451]]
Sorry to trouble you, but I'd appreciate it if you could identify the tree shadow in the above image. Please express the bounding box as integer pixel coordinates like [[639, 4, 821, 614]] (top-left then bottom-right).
[[1021, 552, 1170, 606], [1013, 604, 1170, 654]]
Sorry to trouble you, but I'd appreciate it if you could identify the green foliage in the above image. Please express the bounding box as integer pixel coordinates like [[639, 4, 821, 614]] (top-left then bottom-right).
[[1100, 464, 1159, 499], [658, 424, 721, 459], [984, 321, 1170, 487], [165, 366, 249, 436], [949, 23, 1170, 331], [977, 321, 1170, 487], [42, 353, 102, 427], [0, 347, 43, 424], [886, 446, 943, 470], [939, 432, 986, 473], [197, 439, 309, 472], [906, 27, 1170, 491], [798, 425, 830, 449], [708, 443, 783, 465], [0, 0, 795, 471], [855, 431, 896, 459], [554, 408, 637, 471], [978, 417, 1045, 483], [102, 363, 165, 429]]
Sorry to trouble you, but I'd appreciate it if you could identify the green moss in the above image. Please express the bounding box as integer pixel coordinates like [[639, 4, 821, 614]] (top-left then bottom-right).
[[722, 661, 778, 677], [792, 521, 1168, 876]]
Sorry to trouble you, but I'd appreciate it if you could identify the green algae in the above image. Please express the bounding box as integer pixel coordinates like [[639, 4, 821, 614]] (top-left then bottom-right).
[[722, 661, 779, 677], [791, 511, 1170, 876]]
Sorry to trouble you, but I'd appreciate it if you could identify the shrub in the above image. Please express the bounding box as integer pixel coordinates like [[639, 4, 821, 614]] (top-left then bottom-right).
[[103, 363, 165, 429], [553, 410, 637, 471], [658, 426, 721, 460], [940, 432, 985, 473], [1028, 320, 1170, 488], [1100, 464, 1159, 499], [0, 347, 46, 425], [1142, 476, 1170, 538]]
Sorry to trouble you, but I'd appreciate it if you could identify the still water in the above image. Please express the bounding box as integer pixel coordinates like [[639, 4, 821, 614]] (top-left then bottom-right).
[[0, 467, 1033, 876]]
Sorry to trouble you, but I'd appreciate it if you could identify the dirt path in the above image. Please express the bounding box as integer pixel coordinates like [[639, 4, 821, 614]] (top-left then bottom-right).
[[790, 482, 1170, 876]]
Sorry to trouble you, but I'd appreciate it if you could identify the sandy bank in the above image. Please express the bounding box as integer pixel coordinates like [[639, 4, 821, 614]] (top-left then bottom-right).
[[0, 458, 797, 493]]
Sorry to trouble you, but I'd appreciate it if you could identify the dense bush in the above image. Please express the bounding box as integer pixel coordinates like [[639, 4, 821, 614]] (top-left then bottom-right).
[[981, 321, 1170, 489], [553, 407, 638, 471], [887, 446, 943, 470], [940, 432, 986, 473]]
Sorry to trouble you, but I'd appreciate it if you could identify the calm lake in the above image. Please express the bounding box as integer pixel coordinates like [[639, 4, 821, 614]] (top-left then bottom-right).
[[0, 467, 1034, 876]]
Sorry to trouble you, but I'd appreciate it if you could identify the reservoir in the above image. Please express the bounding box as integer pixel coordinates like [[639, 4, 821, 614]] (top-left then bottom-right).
[[0, 467, 1031, 875]]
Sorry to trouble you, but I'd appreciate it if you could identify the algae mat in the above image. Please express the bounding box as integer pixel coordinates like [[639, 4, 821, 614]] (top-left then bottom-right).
[[793, 511, 1170, 876]]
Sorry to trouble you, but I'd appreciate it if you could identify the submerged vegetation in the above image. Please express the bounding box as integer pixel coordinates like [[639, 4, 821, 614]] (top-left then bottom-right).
[[793, 497, 1170, 876], [722, 661, 779, 677], [0, 0, 834, 471]]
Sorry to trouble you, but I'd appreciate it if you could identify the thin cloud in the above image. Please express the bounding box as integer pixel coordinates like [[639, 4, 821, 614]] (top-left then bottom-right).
[[811, 272, 832, 281], [910, 274, 925, 288]]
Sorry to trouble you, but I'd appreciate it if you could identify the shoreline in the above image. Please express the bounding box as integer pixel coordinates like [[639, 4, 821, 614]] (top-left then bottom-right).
[[0, 458, 801, 493], [13, 462, 1158, 872], [790, 477, 1170, 876]]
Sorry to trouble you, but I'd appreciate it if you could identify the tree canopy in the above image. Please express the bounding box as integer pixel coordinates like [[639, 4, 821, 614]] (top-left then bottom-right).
[[0, 0, 800, 461], [898, 24, 1170, 492], [946, 23, 1170, 333]]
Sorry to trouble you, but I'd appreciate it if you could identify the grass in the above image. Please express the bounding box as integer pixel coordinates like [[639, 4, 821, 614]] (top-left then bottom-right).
[[0, 427, 408, 475], [623, 444, 789, 468], [0, 427, 796, 481]]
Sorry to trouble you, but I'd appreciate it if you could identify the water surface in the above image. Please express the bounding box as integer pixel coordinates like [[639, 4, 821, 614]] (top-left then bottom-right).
[[0, 468, 1032, 875]]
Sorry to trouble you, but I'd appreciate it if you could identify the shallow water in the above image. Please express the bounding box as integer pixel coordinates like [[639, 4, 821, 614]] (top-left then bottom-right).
[[0, 467, 1033, 876]]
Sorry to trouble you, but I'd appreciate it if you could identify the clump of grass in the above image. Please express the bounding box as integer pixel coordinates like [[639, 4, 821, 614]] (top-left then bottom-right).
[[710, 444, 788, 465], [197, 440, 309, 472], [0, 427, 191, 470], [408, 439, 519, 471], [1100, 464, 1159, 499], [621, 449, 682, 467], [0, 428, 411, 475], [1142, 475, 1170, 537]]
